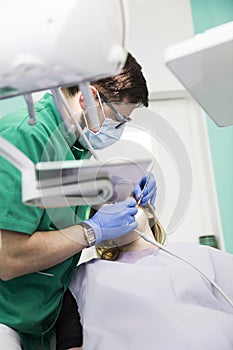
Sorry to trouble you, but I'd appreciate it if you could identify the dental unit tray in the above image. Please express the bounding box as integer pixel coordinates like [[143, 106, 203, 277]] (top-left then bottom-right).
[[35, 158, 152, 207], [0, 136, 152, 208]]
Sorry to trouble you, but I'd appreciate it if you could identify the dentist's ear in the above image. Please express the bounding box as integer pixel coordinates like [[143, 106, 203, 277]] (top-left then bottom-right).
[[79, 85, 98, 110]]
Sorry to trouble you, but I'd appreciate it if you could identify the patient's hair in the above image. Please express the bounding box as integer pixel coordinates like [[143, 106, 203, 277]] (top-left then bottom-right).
[[96, 204, 166, 261]]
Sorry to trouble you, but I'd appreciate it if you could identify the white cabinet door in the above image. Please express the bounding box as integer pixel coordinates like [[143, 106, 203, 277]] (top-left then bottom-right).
[[148, 97, 224, 248]]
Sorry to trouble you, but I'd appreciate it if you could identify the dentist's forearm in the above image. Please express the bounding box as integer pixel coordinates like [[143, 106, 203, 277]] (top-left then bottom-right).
[[0, 225, 87, 281]]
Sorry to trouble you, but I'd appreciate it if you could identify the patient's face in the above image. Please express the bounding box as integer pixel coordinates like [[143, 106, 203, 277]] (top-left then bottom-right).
[[106, 207, 151, 248], [135, 207, 151, 232]]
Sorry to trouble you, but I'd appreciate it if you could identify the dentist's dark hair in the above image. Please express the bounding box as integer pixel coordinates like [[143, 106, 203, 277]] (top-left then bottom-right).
[[63, 52, 149, 107]]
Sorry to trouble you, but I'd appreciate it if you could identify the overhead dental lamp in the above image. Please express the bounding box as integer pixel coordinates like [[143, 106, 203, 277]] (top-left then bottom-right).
[[164, 21, 233, 127], [0, 0, 128, 129], [0, 0, 153, 208], [0, 0, 128, 98]]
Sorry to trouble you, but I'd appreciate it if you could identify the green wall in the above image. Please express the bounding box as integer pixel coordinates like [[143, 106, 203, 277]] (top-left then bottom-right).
[[190, 0, 233, 253]]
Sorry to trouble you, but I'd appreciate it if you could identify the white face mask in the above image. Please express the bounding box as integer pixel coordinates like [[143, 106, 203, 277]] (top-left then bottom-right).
[[78, 118, 124, 150]]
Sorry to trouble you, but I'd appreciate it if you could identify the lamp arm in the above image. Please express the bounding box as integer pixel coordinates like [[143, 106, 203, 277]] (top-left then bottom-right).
[[0, 136, 39, 203]]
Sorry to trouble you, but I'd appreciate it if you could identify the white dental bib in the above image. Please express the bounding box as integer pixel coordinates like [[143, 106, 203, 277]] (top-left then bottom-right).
[[70, 242, 233, 350]]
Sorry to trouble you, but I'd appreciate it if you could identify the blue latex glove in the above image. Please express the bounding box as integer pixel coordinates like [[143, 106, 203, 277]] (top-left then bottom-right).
[[85, 198, 138, 244], [133, 173, 157, 207]]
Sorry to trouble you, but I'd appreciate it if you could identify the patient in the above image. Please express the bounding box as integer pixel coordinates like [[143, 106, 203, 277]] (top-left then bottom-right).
[[57, 205, 233, 350]]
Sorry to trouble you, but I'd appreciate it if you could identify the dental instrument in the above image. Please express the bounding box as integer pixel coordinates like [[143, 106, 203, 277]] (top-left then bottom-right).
[[137, 162, 155, 206], [137, 175, 150, 206]]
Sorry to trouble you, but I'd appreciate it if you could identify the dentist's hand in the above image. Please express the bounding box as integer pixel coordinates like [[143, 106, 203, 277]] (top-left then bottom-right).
[[84, 198, 138, 244], [134, 173, 157, 207]]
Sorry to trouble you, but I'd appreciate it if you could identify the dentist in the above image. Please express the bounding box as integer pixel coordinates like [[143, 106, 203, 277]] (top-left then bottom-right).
[[0, 52, 156, 350]]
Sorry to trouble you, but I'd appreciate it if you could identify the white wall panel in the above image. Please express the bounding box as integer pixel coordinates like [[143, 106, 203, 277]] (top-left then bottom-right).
[[127, 0, 195, 93]]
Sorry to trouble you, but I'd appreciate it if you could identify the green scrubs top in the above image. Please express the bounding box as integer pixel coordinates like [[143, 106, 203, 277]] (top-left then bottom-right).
[[0, 93, 91, 349]]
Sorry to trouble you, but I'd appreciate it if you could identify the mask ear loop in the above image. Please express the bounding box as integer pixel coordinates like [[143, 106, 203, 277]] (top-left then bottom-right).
[[96, 90, 107, 122]]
